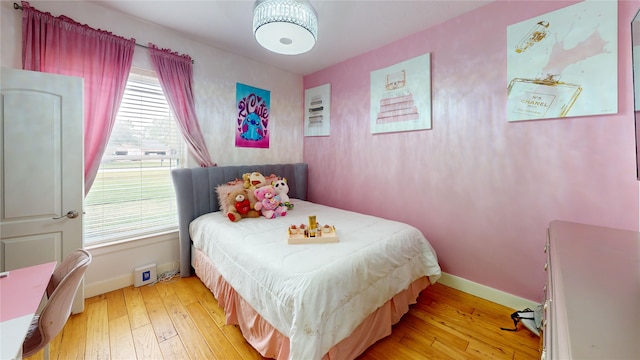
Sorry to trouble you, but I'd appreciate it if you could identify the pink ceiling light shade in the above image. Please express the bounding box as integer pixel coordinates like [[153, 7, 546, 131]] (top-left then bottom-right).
[[253, 0, 318, 55]]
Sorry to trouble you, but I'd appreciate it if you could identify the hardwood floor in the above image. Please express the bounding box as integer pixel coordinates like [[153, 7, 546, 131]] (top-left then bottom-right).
[[25, 276, 540, 360]]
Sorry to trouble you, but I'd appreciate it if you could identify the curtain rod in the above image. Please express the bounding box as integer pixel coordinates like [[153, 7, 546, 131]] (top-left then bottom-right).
[[13, 2, 194, 64]]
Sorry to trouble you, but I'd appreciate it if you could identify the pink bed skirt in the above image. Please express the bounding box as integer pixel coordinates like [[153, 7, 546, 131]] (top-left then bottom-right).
[[193, 248, 430, 360]]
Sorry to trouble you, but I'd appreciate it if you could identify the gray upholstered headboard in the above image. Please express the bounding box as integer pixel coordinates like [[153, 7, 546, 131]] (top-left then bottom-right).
[[171, 163, 308, 277]]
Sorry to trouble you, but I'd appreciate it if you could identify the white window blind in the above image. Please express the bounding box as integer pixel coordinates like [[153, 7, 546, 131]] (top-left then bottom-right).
[[84, 69, 184, 245]]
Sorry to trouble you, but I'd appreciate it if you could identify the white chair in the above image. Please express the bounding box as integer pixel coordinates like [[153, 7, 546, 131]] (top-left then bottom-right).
[[22, 249, 92, 359]]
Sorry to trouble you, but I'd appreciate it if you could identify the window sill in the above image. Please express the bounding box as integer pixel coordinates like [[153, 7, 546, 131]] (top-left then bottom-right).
[[85, 230, 178, 256]]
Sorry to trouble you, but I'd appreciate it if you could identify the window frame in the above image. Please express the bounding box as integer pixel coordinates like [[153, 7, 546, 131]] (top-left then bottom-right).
[[83, 68, 185, 246]]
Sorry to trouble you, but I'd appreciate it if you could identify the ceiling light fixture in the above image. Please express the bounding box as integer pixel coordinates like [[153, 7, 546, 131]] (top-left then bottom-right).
[[253, 0, 318, 55]]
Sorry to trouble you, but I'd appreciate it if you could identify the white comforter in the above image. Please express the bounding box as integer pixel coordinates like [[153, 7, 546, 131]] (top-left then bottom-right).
[[190, 200, 441, 360]]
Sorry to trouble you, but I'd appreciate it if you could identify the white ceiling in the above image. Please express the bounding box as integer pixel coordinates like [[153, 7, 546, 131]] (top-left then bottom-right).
[[88, 0, 492, 75]]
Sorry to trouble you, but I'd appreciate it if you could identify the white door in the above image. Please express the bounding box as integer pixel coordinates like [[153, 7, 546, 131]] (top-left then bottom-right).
[[0, 68, 85, 313]]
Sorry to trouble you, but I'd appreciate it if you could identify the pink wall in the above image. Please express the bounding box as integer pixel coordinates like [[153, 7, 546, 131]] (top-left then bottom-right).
[[303, 0, 640, 301]]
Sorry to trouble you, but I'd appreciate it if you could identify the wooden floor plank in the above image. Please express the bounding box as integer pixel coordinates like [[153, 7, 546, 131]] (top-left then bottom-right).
[[153, 279, 177, 298], [162, 293, 217, 359], [46, 326, 63, 360], [411, 304, 522, 359], [183, 275, 212, 298], [402, 313, 469, 351], [220, 324, 268, 360], [158, 334, 190, 360], [186, 301, 245, 359], [122, 286, 151, 330], [430, 337, 477, 360], [413, 285, 539, 356], [464, 337, 514, 360], [56, 306, 87, 360], [201, 293, 228, 327], [366, 333, 448, 360], [172, 276, 200, 306], [105, 289, 128, 321], [83, 296, 110, 360], [108, 315, 137, 360], [186, 276, 228, 327], [25, 276, 539, 360], [131, 323, 165, 360], [138, 285, 178, 342]]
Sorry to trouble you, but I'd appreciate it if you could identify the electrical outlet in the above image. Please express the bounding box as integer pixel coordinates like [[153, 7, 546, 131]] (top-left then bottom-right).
[[134, 264, 157, 287]]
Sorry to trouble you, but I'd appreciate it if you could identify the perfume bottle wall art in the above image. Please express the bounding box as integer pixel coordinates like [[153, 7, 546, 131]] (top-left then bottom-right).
[[514, 21, 550, 53], [507, 74, 582, 121], [506, 1, 617, 121]]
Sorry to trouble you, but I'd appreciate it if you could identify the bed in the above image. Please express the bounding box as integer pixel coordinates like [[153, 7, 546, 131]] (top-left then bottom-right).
[[171, 163, 441, 360]]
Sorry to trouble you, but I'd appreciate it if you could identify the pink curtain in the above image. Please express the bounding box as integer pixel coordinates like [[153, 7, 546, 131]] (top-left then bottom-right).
[[148, 43, 216, 167], [21, 1, 135, 195]]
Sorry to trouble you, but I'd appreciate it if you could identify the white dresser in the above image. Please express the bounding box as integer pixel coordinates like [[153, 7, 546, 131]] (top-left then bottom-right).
[[542, 220, 640, 359]]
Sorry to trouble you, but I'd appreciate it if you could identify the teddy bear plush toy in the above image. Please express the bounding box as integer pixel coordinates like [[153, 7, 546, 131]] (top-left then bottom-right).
[[226, 189, 260, 222], [243, 171, 267, 190], [241, 171, 268, 211], [242, 171, 280, 211], [254, 185, 287, 219], [272, 177, 294, 210]]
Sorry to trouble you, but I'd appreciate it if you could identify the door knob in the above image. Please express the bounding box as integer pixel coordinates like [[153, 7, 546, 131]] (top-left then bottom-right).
[[53, 210, 79, 219]]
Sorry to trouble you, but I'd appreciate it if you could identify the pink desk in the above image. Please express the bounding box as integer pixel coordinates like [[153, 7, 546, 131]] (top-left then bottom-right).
[[0, 261, 56, 360]]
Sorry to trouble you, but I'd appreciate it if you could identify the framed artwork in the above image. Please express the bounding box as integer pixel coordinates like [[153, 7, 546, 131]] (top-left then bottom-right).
[[235, 83, 270, 148], [506, 0, 617, 122], [304, 83, 331, 137], [370, 53, 431, 134]]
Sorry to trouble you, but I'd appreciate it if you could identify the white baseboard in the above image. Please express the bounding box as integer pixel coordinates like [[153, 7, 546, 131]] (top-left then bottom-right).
[[84, 262, 178, 298], [438, 272, 539, 310]]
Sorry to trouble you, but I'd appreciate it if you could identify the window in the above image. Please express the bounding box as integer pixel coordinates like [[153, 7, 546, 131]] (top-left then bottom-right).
[[84, 69, 184, 245]]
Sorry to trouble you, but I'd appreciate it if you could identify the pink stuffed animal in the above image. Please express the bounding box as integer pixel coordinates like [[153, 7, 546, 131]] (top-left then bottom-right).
[[254, 185, 287, 219]]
